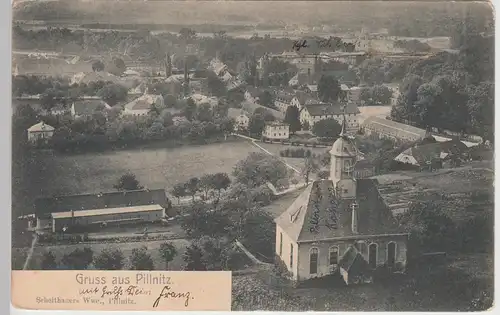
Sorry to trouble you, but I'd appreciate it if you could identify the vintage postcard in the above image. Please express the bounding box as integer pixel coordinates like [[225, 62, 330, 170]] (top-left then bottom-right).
[[11, 0, 494, 312]]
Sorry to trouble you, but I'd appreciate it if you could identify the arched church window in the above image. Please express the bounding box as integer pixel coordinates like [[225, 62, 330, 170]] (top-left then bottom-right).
[[387, 242, 397, 268], [368, 243, 378, 269]]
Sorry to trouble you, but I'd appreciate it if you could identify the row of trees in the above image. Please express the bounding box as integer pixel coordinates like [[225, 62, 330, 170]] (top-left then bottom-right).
[[171, 173, 231, 203]]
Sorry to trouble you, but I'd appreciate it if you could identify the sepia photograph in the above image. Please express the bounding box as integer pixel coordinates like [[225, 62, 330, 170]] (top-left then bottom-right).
[[11, 0, 494, 311]]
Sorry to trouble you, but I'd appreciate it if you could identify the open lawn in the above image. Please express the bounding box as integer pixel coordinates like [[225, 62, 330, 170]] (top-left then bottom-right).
[[14, 140, 261, 217], [257, 142, 329, 171]]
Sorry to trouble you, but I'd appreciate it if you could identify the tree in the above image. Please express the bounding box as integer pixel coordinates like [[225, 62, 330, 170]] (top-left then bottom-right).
[[312, 118, 342, 139], [212, 172, 231, 201], [207, 75, 227, 97], [301, 156, 320, 184], [129, 246, 154, 270], [61, 247, 93, 270], [107, 57, 126, 76], [233, 152, 289, 187], [185, 177, 200, 201], [258, 91, 274, 108], [40, 251, 57, 270], [114, 172, 143, 191], [284, 106, 301, 134], [93, 247, 124, 270], [183, 97, 197, 121], [92, 60, 105, 72], [317, 75, 341, 103], [183, 244, 207, 271], [172, 183, 187, 204], [248, 109, 275, 138], [196, 103, 213, 122], [97, 83, 128, 106], [159, 242, 177, 270]]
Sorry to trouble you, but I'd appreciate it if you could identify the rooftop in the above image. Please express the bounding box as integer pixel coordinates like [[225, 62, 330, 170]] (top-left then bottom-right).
[[124, 94, 163, 111], [51, 204, 164, 219], [34, 189, 168, 219], [362, 116, 427, 139], [304, 102, 360, 116], [275, 179, 404, 243], [28, 122, 54, 132], [72, 99, 111, 116]]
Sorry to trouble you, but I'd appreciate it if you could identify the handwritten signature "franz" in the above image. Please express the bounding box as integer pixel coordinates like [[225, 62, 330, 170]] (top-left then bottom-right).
[[152, 286, 194, 308]]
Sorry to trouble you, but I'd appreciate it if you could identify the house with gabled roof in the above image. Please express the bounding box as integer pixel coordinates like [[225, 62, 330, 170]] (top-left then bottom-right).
[[361, 116, 428, 142], [71, 99, 111, 118], [300, 102, 360, 132], [33, 189, 169, 232], [275, 116, 408, 284]]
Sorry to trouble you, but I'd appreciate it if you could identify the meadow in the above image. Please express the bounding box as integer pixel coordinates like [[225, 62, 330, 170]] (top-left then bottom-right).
[[13, 140, 261, 217]]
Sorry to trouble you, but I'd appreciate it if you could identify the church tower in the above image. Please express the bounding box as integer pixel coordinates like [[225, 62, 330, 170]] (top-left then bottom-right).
[[329, 106, 357, 199]]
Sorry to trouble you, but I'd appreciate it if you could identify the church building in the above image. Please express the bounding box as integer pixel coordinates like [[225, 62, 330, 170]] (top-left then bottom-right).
[[274, 113, 409, 285]]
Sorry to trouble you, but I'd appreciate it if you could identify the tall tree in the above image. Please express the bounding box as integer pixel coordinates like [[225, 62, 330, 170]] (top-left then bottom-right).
[[317, 75, 341, 103], [61, 247, 93, 270], [212, 172, 231, 201], [159, 242, 177, 270], [311, 118, 342, 139], [301, 156, 320, 184], [233, 152, 289, 187], [284, 105, 301, 134], [129, 246, 154, 270], [185, 177, 200, 201], [114, 172, 143, 191], [93, 247, 124, 270], [97, 83, 128, 106], [182, 244, 207, 271], [172, 183, 187, 204]]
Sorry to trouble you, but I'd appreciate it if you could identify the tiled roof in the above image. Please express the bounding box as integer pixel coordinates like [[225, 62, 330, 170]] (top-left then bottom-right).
[[51, 204, 164, 219], [304, 102, 360, 116], [34, 189, 169, 219], [402, 140, 469, 165], [362, 116, 427, 139], [294, 91, 319, 105], [275, 179, 403, 242], [28, 122, 55, 132], [73, 100, 110, 115], [125, 94, 163, 111]]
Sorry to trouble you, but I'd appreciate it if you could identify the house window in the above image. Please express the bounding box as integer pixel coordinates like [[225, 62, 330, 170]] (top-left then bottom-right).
[[387, 242, 397, 268], [309, 248, 319, 274], [329, 246, 339, 266], [279, 233, 283, 256], [369, 243, 378, 269], [290, 244, 294, 268]]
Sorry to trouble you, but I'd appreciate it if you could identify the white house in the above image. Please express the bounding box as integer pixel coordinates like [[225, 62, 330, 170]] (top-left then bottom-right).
[[300, 102, 360, 132], [274, 90, 295, 113], [123, 93, 165, 116], [228, 108, 250, 131], [262, 121, 290, 140], [27, 121, 55, 144]]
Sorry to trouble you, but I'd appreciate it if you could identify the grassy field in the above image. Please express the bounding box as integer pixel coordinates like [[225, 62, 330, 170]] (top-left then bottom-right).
[[14, 140, 261, 217]]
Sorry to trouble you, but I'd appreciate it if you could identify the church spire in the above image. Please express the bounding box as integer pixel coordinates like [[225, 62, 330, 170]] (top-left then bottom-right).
[[339, 104, 347, 137]]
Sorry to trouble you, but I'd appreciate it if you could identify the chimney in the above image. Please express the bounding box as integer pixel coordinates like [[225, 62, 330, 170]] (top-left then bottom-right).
[[351, 202, 358, 234]]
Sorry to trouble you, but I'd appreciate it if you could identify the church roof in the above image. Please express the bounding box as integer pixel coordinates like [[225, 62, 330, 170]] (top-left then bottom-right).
[[275, 179, 404, 243]]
